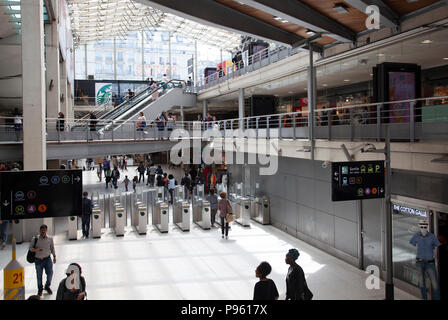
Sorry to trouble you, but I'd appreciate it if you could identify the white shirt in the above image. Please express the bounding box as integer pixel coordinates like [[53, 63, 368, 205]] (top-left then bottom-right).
[[14, 115, 22, 124]]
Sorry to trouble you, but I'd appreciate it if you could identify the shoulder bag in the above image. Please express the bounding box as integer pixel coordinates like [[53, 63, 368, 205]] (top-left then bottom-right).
[[26, 236, 38, 263]]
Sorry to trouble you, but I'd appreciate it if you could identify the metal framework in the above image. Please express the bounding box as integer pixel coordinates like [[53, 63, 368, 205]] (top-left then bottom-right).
[[67, 0, 242, 50]]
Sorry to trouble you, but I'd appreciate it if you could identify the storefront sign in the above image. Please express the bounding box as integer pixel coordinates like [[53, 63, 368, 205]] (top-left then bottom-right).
[[332, 161, 385, 201], [392, 204, 427, 217]]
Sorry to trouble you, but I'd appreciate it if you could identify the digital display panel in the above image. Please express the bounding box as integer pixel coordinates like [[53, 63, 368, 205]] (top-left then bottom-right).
[[0, 170, 82, 220], [332, 161, 385, 201]]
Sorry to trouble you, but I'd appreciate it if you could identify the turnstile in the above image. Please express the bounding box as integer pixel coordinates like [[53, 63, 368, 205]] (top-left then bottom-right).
[[137, 205, 148, 234], [174, 201, 191, 232], [68, 216, 78, 240], [193, 200, 211, 230], [235, 197, 250, 227], [115, 206, 125, 236], [156, 186, 165, 203], [12, 219, 24, 244], [92, 209, 102, 238], [153, 202, 169, 233], [251, 197, 270, 225]]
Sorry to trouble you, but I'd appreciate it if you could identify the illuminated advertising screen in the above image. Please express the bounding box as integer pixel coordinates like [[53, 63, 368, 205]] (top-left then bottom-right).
[[388, 72, 416, 123], [332, 161, 385, 201], [0, 170, 83, 220]]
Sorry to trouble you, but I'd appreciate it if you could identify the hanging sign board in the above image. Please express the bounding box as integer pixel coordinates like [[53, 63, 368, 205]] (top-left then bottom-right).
[[0, 170, 82, 220], [332, 161, 385, 201]]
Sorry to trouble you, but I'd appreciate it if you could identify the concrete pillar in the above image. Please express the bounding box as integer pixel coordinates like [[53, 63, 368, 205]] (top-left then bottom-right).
[[238, 88, 245, 128], [67, 80, 74, 120], [202, 100, 207, 119], [60, 60, 68, 119], [180, 106, 184, 122], [45, 18, 60, 120], [114, 37, 117, 81], [307, 44, 316, 160], [168, 32, 172, 80], [22, 0, 53, 239], [194, 40, 198, 85]]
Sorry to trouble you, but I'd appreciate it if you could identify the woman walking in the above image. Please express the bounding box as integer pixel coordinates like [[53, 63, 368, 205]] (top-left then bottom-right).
[[218, 192, 232, 239], [285, 248, 313, 300]]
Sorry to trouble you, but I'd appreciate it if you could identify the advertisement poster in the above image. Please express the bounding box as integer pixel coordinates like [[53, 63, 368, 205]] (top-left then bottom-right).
[[388, 72, 415, 123], [95, 83, 112, 107]]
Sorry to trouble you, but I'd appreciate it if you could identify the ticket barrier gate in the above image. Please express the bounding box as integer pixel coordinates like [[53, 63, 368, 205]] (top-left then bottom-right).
[[115, 205, 125, 236], [92, 209, 102, 238], [174, 201, 191, 232], [251, 197, 270, 225], [68, 215, 78, 240], [193, 200, 211, 230], [12, 219, 24, 244], [156, 186, 165, 203], [137, 205, 148, 235], [235, 197, 250, 227], [153, 202, 169, 233]]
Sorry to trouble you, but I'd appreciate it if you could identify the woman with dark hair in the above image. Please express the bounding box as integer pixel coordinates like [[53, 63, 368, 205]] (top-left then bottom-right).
[[56, 263, 87, 300], [56, 112, 65, 132], [253, 261, 279, 300], [285, 248, 313, 300], [218, 192, 233, 239]]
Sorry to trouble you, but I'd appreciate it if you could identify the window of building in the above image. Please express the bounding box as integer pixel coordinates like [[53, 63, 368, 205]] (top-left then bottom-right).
[[117, 52, 123, 62]]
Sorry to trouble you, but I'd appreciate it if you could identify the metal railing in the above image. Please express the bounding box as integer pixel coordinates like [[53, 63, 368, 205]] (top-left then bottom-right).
[[196, 46, 301, 90], [1, 96, 447, 144]]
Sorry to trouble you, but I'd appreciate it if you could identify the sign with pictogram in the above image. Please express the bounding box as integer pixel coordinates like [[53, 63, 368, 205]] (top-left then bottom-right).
[[0, 170, 82, 220], [332, 161, 385, 201]]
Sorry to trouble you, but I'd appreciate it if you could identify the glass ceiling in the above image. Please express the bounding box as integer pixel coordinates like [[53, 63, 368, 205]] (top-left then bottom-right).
[[67, 0, 242, 51]]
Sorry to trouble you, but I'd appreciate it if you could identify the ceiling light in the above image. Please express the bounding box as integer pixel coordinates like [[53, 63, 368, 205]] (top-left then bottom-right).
[[306, 29, 315, 35], [273, 16, 289, 23], [344, 79, 350, 82], [377, 53, 385, 57], [421, 39, 432, 44], [288, 91, 294, 94], [444, 57, 448, 60], [322, 84, 328, 87], [333, 3, 349, 14]]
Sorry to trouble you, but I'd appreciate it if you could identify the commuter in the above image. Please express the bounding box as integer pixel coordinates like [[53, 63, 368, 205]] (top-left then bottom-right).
[[181, 172, 192, 200], [156, 174, 164, 187], [60, 163, 66, 170], [0, 219, 9, 249], [285, 248, 313, 300], [156, 165, 163, 175], [148, 164, 157, 186], [88, 112, 97, 140], [116, 94, 124, 106], [190, 166, 197, 183], [102, 158, 110, 173], [137, 162, 146, 183], [0, 163, 6, 171], [206, 188, 218, 228], [166, 113, 175, 132], [212, 116, 220, 130], [162, 74, 168, 91], [56, 263, 87, 300], [68, 160, 73, 170], [81, 192, 93, 239], [30, 225, 56, 297], [253, 261, 279, 300], [136, 112, 147, 139], [148, 77, 155, 89], [132, 176, 137, 192], [205, 113, 213, 129], [104, 168, 112, 189], [168, 174, 176, 204], [218, 192, 232, 239], [123, 156, 128, 171], [162, 173, 169, 199], [123, 175, 130, 192], [97, 163, 102, 182], [186, 76, 193, 92], [156, 113, 166, 139], [111, 166, 120, 189], [127, 88, 135, 100], [14, 111, 22, 141], [145, 164, 151, 186], [56, 112, 65, 132], [209, 171, 217, 191]]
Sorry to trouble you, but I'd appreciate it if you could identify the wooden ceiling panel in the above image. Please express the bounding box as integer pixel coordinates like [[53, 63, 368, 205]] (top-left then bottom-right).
[[382, 0, 441, 16], [298, 0, 369, 33], [215, 0, 337, 45]]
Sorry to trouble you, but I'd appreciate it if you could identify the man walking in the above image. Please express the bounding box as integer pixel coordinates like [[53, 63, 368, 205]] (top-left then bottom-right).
[[30, 225, 56, 296], [137, 162, 146, 183], [82, 192, 93, 238]]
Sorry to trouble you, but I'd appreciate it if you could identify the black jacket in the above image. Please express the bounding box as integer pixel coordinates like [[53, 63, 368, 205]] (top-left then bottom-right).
[[56, 276, 86, 300], [286, 264, 309, 300]]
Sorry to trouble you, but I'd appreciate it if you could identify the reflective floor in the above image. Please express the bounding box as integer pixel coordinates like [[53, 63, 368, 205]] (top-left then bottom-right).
[[0, 166, 418, 300]]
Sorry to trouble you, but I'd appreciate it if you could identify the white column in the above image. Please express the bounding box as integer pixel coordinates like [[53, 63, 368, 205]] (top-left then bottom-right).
[[60, 61, 68, 119], [45, 21, 60, 120], [202, 100, 207, 119], [114, 37, 117, 81], [141, 32, 145, 81], [168, 32, 172, 80], [238, 88, 245, 128], [194, 40, 198, 85]]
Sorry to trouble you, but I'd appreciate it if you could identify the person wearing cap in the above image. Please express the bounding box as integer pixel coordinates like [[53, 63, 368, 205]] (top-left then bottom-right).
[[56, 263, 87, 300], [410, 220, 441, 300], [285, 248, 312, 300]]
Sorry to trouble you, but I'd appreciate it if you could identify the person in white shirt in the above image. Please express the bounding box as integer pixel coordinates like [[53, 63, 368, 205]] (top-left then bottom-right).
[[136, 112, 147, 139]]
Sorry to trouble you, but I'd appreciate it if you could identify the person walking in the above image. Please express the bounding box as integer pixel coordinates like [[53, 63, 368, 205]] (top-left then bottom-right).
[[168, 174, 176, 205], [104, 168, 112, 189], [88, 111, 97, 140], [0, 219, 9, 249], [30, 224, 56, 297], [56, 263, 87, 300], [136, 112, 147, 140], [111, 166, 120, 189], [253, 261, 279, 300], [218, 192, 232, 239], [285, 248, 313, 300], [81, 192, 93, 239], [206, 188, 218, 228], [181, 171, 192, 200], [123, 156, 128, 171], [137, 162, 146, 183], [123, 176, 130, 192], [148, 164, 157, 187], [132, 176, 138, 192], [97, 163, 102, 182]]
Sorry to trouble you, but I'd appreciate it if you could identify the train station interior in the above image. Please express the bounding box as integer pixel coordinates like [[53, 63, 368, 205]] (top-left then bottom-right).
[[0, 0, 447, 302]]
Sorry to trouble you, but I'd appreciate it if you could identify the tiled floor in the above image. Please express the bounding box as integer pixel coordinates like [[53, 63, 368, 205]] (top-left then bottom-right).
[[0, 166, 419, 300]]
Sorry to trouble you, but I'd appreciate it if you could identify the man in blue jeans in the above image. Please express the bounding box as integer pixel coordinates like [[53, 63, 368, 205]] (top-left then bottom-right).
[[82, 192, 93, 238], [29, 224, 56, 297], [0, 220, 9, 249], [410, 220, 441, 300]]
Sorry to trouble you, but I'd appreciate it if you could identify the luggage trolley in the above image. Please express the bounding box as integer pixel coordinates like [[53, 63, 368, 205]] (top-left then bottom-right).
[[173, 186, 190, 231], [192, 185, 211, 230], [153, 202, 169, 233]]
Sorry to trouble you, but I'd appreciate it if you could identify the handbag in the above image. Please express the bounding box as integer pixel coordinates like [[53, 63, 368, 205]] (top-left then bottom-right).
[[26, 236, 38, 263], [226, 213, 236, 223], [303, 283, 313, 300]]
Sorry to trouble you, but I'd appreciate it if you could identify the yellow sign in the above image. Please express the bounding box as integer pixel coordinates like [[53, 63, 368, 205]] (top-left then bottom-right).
[[4, 268, 25, 300]]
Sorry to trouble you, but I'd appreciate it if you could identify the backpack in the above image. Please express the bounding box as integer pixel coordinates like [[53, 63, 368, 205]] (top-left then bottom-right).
[[114, 169, 120, 179]]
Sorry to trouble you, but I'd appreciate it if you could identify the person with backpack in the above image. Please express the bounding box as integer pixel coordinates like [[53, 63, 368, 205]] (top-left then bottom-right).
[[181, 171, 192, 200], [81, 192, 93, 239], [168, 174, 176, 204], [104, 168, 112, 189], [285, 248, 313, 300], [137, 162, 146, 183], [56, 263, 87, 300], [111, 166, 120, 189], [253, 261, 279, 300]]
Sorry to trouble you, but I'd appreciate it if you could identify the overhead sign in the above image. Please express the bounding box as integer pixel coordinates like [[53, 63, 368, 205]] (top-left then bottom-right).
[[332, 161, 385, 201], [0, 170, 82, 220], [392, 204, 427, 217]]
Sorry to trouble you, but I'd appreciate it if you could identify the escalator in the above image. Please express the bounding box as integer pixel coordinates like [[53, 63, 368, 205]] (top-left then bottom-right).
[[72, 80, 186, 132]]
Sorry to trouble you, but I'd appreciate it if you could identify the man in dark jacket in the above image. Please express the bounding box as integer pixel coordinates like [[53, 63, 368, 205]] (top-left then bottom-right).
[[137, 162, 146, 183], [285, 248, 313, 300], [81, 192, 93, 239], [56, 263, 86, 300], [111, 166, 120, 189]]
